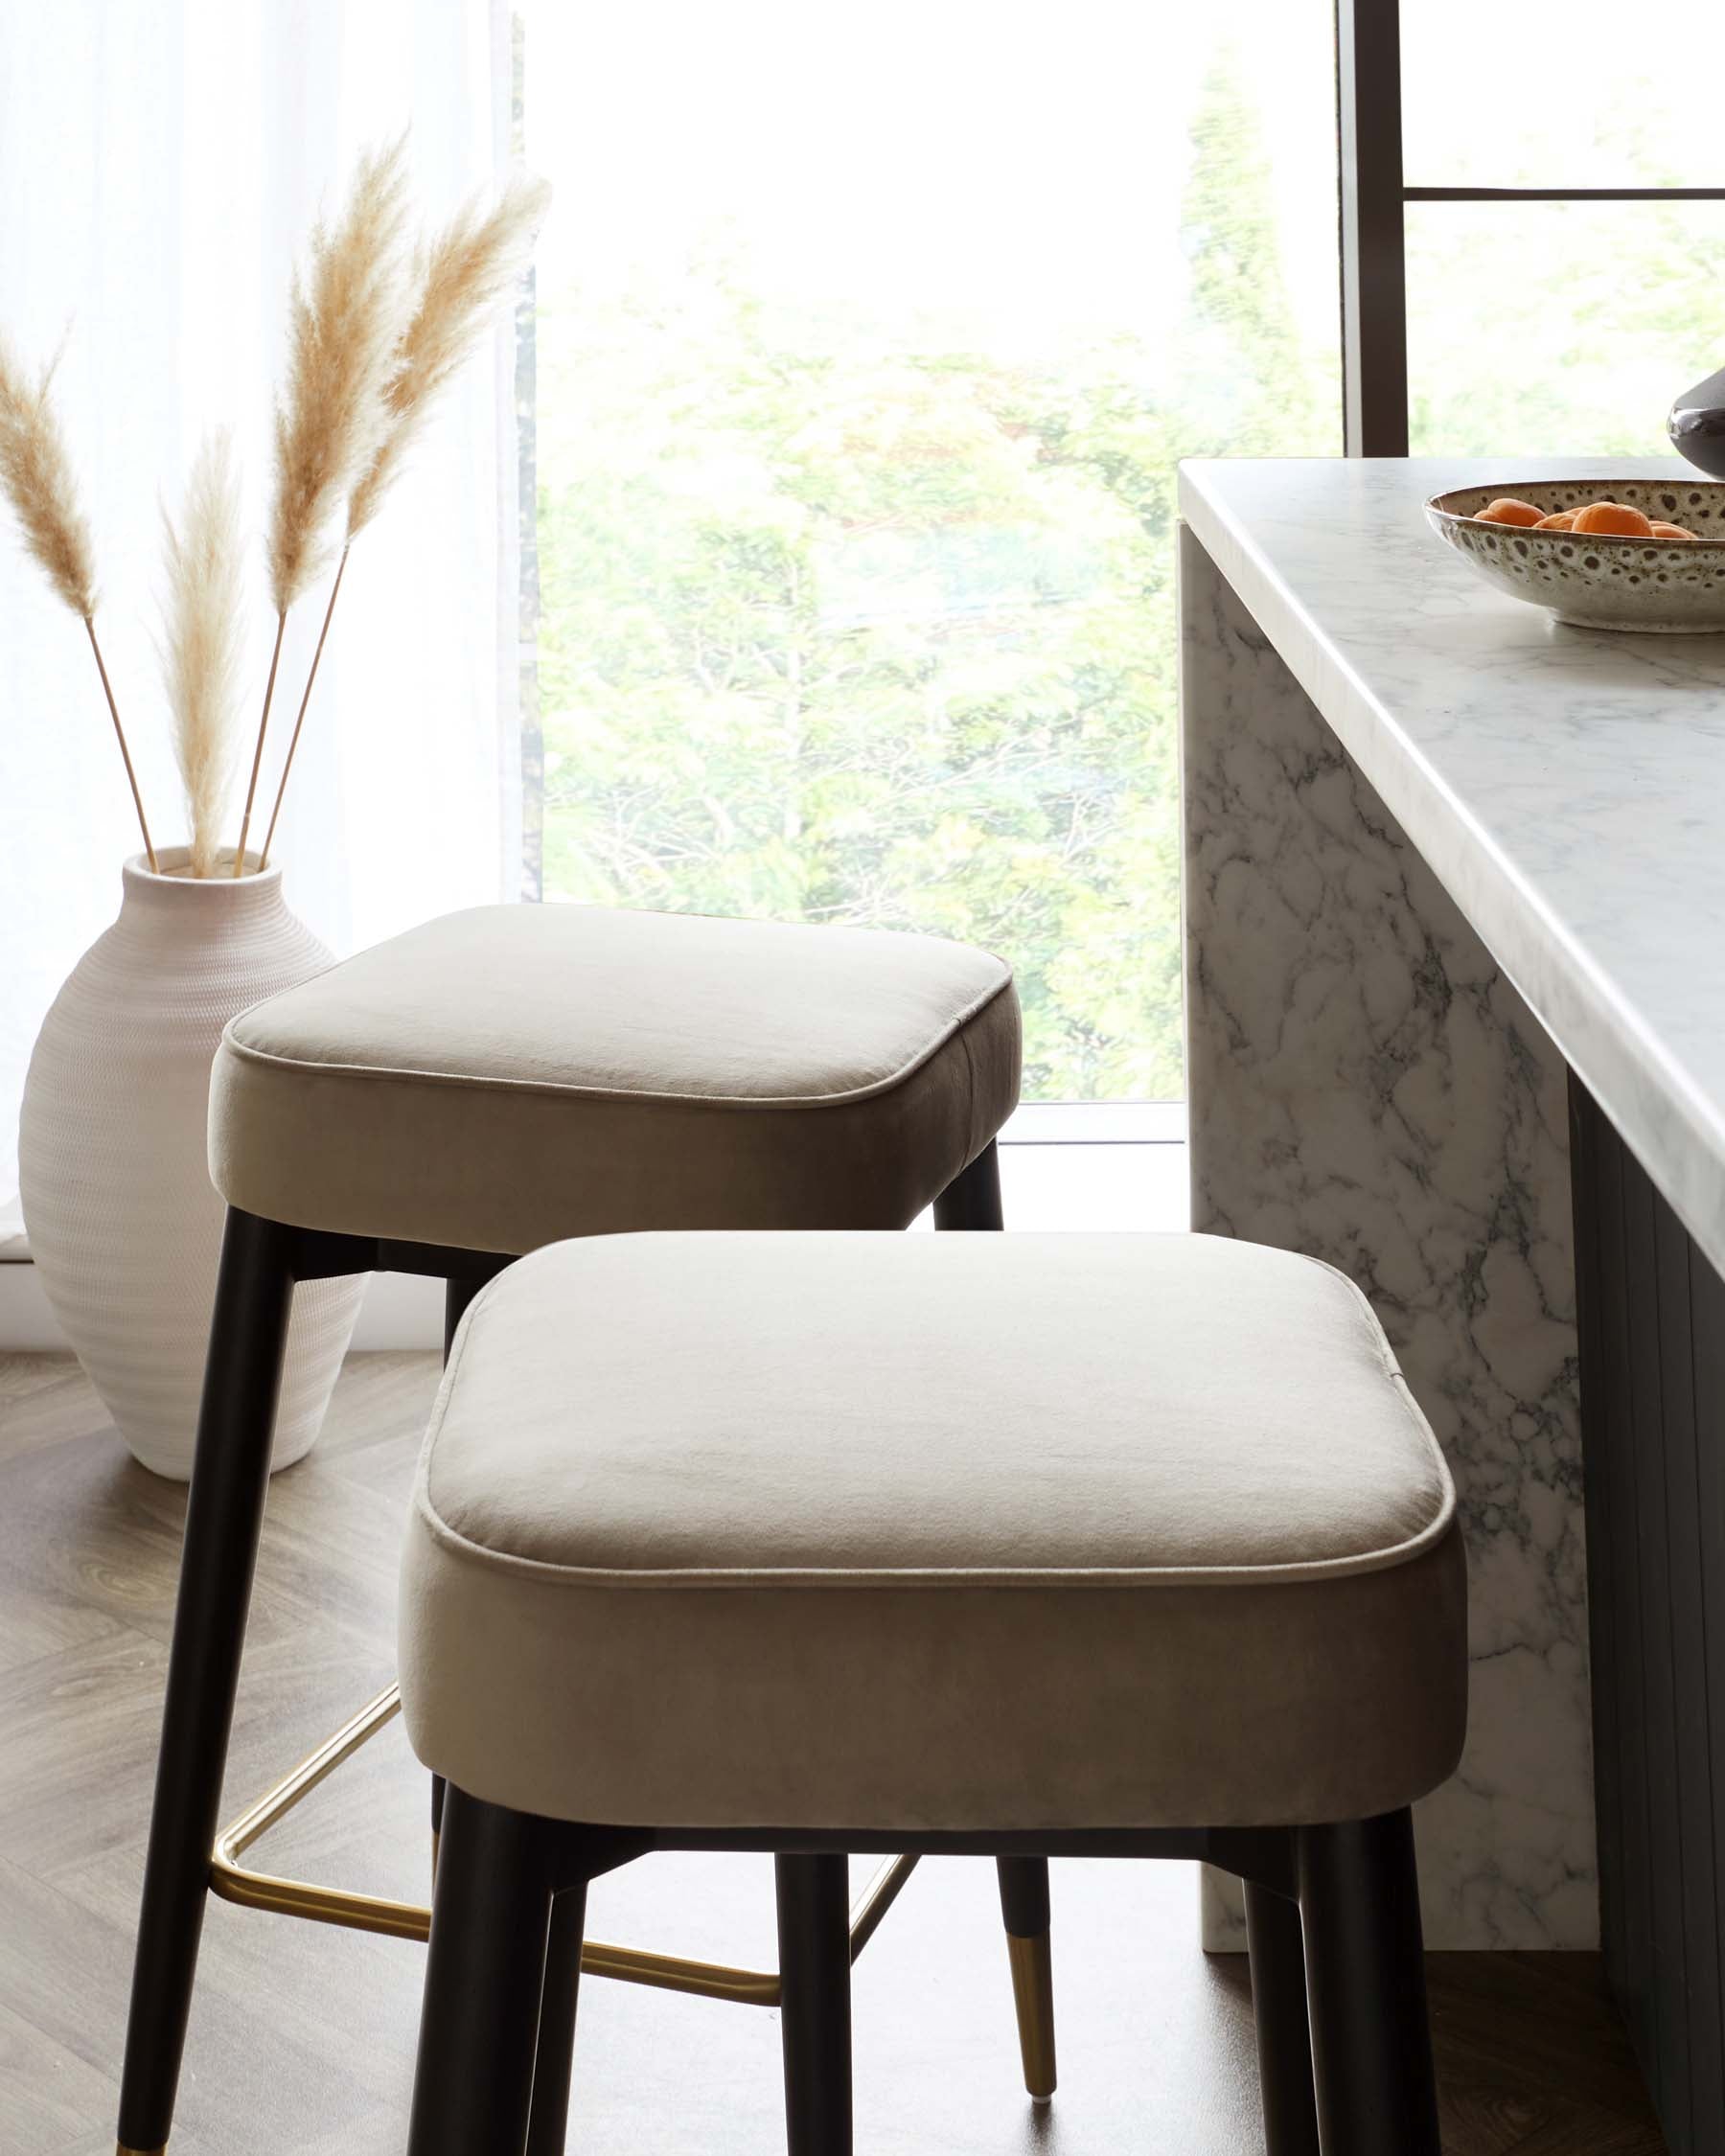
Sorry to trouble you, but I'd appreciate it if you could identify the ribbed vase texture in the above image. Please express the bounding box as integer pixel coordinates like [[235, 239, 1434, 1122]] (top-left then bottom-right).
[[18, 850, 363, 1479]]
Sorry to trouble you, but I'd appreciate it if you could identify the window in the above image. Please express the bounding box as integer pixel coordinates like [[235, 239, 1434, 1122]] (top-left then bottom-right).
[[1340, 0, 1725, 456], [515, 1, 1340, 1102], [1408, 200, 1725, 458]]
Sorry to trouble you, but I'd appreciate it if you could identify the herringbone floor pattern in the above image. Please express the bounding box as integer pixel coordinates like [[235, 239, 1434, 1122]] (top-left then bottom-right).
[[0, 1349, 1667, 2154]]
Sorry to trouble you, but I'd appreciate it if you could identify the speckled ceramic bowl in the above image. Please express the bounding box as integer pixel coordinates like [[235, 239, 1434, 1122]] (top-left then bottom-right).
[[1426, 480, 1725, 632]]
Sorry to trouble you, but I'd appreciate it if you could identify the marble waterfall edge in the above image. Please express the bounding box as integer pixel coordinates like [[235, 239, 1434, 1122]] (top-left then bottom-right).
[[1180, 525, 1594, 1952]]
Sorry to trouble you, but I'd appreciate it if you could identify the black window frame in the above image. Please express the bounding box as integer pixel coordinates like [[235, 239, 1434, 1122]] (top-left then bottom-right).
[[1337, 0, 1725, 456]]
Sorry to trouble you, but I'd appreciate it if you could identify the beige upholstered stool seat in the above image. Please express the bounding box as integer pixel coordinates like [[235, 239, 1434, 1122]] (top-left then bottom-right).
[[209, 905, 1019, 1253], [399, 1230, 1467, 1835]]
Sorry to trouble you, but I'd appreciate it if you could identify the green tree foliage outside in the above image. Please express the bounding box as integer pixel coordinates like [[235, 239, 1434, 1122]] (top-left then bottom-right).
[[534, 56, 1338, 1100], [1408, 100, 1725, 457]]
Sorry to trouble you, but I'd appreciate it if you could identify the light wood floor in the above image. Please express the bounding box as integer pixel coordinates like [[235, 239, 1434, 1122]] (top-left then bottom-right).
[[0, 1350, 1668, 2156]]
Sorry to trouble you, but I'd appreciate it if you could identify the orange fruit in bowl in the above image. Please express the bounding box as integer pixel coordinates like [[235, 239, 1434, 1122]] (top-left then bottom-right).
[[1571, 501, 1655, 538], [1650, 520, 1698, 540], [1475, 496, 1544, 527], [1534, 510, 1578, 530]]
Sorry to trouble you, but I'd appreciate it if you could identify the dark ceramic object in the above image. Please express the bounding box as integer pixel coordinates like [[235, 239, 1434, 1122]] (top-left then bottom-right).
[[1669, 366, 1725, 480]]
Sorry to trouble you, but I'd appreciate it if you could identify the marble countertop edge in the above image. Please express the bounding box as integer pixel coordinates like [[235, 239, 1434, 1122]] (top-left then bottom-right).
[[1178, 457, 1725, 1275]]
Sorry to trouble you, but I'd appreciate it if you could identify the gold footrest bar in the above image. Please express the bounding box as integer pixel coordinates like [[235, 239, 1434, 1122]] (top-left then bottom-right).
[[208, 1683, 921, 2008]]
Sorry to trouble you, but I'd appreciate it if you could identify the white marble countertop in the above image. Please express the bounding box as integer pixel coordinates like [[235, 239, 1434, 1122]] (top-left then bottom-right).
[[1180, 455, 1725, 1273]]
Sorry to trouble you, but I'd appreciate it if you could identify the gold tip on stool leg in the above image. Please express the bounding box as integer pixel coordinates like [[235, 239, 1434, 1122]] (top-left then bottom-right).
[[117, 2144, 167, 2154], [1006, 1930, 1057, 2102]]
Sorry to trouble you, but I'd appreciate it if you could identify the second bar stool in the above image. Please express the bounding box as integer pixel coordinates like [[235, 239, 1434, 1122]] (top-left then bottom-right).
[[398, 1229, 1468, 2155], [116, 901, 1029, 2156]]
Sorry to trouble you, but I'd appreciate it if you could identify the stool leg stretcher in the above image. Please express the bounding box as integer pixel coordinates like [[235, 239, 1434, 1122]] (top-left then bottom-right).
[[207, 1679, 923, 2007]]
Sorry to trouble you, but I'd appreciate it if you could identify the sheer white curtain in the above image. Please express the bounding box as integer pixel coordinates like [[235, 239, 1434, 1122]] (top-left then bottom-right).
[[0, 0, 522, 1242]]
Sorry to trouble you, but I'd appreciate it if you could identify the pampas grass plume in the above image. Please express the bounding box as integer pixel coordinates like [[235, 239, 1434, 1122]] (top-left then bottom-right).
[[0, 333, 97, 619], [160, 430, 244, 877], [0, 327, 158, 867], [257, 166, 550, 869], [347, 170, 551, 538], [1, 149, 548, 883], [267, 135, 411, 614], [242, 134, 410, 873]]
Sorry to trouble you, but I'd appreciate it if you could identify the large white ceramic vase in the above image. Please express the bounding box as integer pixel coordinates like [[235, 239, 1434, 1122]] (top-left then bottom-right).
[[18, 848, 364, 1479]]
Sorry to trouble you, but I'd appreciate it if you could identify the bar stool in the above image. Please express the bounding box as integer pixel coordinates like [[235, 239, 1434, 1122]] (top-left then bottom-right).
[[116, 902, 1026, 2156], [398, 1229, 1467, 2156]]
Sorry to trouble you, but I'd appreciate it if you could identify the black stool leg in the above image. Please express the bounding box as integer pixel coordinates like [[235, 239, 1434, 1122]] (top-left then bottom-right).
[[1298, 1810, 1440, 2156], [1243, 1881, 1320, 2156], [932, 1137, 1004, 1232], [776, 1854, 852, 2156], [523, 1890, 586, 2156], [444, 1273, 492, 1360], [117, 1208, 297, 2154], [997, 1855, 1058, 2101], [428, 1272, 496, 1889], [407, 1785, 560, 2156]]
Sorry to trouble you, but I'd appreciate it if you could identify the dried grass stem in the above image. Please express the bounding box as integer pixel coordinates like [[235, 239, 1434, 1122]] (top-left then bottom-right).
[[260, 544, 348, 870], [84, 614, 157, 871], [234, 612, 286, 875]]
